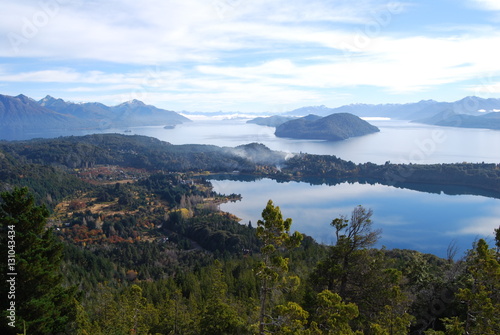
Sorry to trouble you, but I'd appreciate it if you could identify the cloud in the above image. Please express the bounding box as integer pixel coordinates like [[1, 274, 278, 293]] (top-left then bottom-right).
[[0, 0, 410, 62], [1, 0, 500, 111], [468, 0, 500, 11]]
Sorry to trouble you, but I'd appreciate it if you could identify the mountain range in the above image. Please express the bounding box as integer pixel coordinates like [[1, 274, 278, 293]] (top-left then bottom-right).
[[3, 93, 500, 141], [284, 96, 500, 120], [1, 94, 190, 140]]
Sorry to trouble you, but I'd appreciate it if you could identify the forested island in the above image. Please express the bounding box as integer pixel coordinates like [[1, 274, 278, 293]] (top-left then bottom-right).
[[271, 113, 380, 141], [1, 133, 499, 334]]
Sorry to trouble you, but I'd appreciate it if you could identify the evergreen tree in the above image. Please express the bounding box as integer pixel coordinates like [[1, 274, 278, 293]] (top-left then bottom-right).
[[328, 205, 381, 298], [495, 226, 500, 256], [271, 301, 309, 334], [310, 206, 413, 331], [310, 206, 382, 305], [199, 261, 247, 335], [370, 269, 414, 334], [456, 238, 500, 334], [0, 187, 76, 334], [256, 200, 303, 335], [309, 289, 361, 335], [120, 284, 159, 334]]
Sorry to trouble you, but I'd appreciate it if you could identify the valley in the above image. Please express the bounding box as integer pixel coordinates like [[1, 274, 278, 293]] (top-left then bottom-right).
[[1, 98, 500, 335]]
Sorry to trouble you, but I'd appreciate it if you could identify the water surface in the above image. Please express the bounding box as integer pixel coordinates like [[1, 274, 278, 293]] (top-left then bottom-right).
[[116, 118, 500, 164], [211, 177, 500, 258]]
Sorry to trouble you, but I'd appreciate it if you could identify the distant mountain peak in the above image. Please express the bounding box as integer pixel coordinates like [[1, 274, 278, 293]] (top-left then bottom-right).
[[42, 94, 56, 101], [124, 99, 146, 106], [38, 95, 69, 109], [15, 94, 33, 102], [39, 95, 64, 103]]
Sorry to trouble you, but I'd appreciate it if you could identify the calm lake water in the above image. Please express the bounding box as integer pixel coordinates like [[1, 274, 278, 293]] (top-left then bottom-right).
[[210, 177, 500, 258]]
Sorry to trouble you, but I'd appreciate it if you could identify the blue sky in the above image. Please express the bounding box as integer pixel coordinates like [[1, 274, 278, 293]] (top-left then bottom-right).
[[1, 0, 500, 113]]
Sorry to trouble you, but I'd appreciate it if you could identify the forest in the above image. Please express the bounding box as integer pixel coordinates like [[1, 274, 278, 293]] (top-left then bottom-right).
[[0, 133, 499, 334]]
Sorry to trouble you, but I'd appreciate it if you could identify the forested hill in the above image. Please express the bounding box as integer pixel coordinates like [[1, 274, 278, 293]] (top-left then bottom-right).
[[278, 153, 500, 197], [2, 133, 500, 198], [0, 134, 286, 173], [275, 113, 380, 141]]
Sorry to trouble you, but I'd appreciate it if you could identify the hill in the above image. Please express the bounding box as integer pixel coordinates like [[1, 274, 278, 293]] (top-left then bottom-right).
[[1, 134, 499, 335], [275, 113, 380, 141]]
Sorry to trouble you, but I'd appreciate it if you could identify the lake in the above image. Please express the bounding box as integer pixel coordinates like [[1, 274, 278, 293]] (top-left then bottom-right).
[[210, 177, 500, 258], [115, 118, 500, 164], [114, 118, 500, 257]]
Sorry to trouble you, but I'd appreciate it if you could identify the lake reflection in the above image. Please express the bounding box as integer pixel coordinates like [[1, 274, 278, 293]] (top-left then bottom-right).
[[210, 177, 500, 258]]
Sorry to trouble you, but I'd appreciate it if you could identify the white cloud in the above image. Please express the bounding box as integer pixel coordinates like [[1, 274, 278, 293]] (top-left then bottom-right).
[[193, 30, 500, 94], [1, 0, 500, 111], [0, 0, 410, 62], [468, 0, 500, 11]]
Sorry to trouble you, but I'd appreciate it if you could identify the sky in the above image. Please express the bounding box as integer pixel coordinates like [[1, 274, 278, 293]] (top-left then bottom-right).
[[1, 0, 500, 114]]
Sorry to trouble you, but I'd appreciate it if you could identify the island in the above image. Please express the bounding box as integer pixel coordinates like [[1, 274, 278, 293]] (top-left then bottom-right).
[[274, 112, 380, 141]]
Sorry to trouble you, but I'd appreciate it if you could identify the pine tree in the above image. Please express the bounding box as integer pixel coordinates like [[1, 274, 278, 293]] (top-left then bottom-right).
[[0, 187, 76, 334], [495, 226, 500, 256], [309, 289, 361, 334], [456, 238, 500, 334], [255, 200, 303, 335], [199, 260, 247, 335], [120, 284, 159, 334]]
